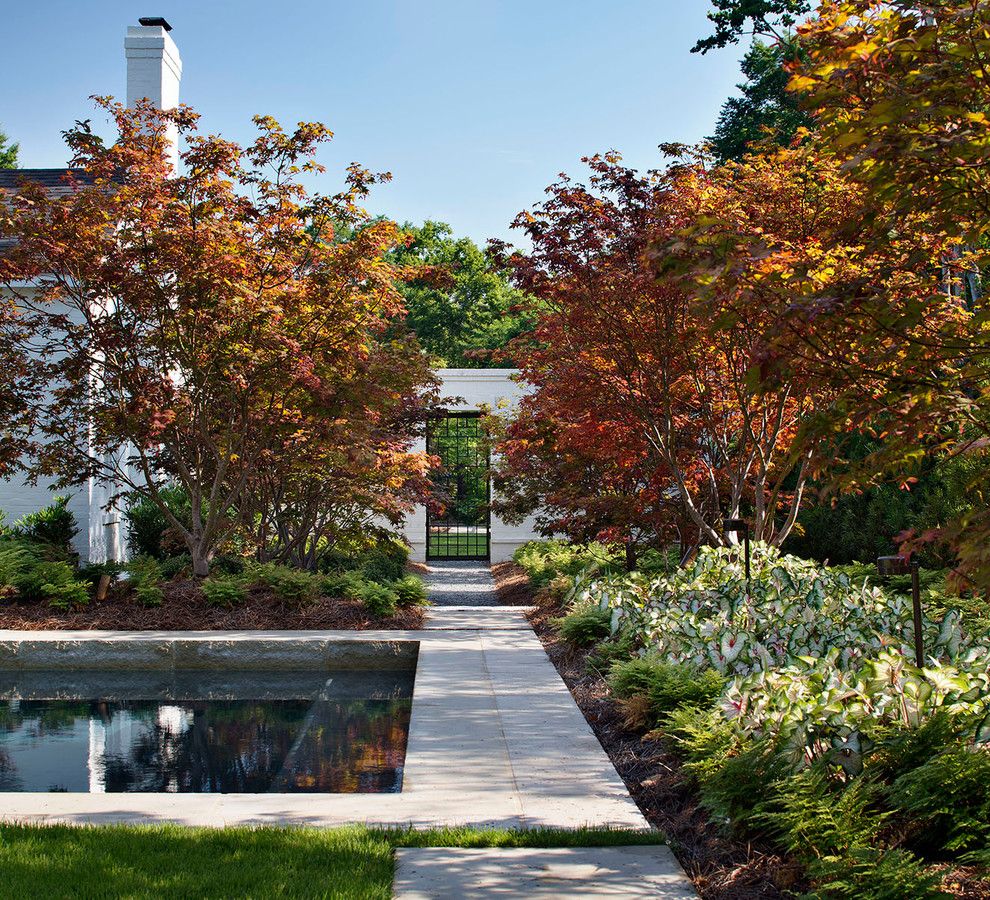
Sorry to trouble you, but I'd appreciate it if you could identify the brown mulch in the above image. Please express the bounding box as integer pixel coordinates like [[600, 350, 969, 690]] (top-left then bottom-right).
[[936, 868, 990, 900], [491, 560, 537, 606], [0, 580, 425, 631]]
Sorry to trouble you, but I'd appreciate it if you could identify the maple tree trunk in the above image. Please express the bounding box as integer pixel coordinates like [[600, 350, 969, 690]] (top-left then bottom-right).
[[625, 540, 637, 572], [190, 545, 211, 578]]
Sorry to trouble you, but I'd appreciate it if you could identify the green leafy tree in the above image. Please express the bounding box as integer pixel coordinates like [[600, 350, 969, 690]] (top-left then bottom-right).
[[390, 221, 532, 368], [693, 0, 811, 53], [710, 39, 813, 162], [785, 451, 976, 567], [0, 127, 18, 169]]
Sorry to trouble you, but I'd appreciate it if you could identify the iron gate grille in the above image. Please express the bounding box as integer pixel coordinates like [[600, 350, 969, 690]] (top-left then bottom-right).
[[426, 412, 491, 561]]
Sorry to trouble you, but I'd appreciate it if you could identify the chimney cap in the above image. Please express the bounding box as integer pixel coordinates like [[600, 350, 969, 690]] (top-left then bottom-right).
[[138, 16, 172, 31]]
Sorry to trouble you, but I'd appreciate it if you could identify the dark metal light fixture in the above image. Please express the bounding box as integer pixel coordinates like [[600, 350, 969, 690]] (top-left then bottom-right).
[[724, 518, 751, 586], [877, 555, 924, 668]]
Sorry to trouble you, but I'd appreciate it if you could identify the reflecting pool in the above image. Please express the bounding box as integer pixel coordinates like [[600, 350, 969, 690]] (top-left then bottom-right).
[[0, 669, 414, 793]]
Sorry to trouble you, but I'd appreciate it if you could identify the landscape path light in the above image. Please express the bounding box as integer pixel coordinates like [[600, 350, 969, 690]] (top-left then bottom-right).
[[724, 518, 750, 588], [876, 555, 925, 668]]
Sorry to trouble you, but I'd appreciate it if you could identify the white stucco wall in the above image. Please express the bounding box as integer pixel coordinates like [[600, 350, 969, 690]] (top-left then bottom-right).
[[402, 368, 540, 564], [0, 284, 124, 562]]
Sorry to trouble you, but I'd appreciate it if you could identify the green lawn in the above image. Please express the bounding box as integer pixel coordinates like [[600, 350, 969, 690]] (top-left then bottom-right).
[[0, 824, 666, 899], [427, 531, 489, 559]]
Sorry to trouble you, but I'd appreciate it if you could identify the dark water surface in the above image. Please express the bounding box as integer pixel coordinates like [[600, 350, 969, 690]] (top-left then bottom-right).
[[0, 669, 414, 793]]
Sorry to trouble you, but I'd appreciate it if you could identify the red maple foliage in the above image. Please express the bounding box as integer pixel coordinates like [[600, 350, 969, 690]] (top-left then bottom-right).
[[0, 100, 438, 574], [494, 150, 835, 553]]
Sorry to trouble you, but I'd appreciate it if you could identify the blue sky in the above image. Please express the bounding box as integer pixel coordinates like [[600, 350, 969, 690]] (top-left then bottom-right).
[[2, 1, 744, 244]]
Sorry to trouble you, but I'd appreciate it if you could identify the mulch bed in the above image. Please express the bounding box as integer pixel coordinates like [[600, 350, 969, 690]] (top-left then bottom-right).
[[0, 580, 425, 631], [491, 561, 537, 606]]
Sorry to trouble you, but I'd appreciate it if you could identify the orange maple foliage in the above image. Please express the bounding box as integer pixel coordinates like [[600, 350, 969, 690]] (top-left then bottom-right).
[[783, 1, 990, 585], [0, 100, 437, 575]]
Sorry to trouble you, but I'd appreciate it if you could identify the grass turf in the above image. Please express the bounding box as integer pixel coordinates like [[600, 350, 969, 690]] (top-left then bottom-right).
[[0, 824, 666, 899], [427, 532, 489, 558]]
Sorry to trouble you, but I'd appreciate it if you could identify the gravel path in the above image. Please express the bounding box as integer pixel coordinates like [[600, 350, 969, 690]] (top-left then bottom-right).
[[425, 561, 498, 606]]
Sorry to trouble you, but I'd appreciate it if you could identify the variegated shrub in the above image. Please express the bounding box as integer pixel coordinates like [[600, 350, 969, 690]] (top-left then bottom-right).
[[576, 544, 969, 676], [575, 544, 990, 767], [724, 650, 990, 772]]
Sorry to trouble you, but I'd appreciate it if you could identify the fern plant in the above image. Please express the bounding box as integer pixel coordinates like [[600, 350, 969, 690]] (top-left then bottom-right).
[[356, 581, 398, 617], [607, 656, 725, 728], [887, 744, 990, 854], [0, 540, 40, 597], [393, 575, 428, 607], [246, 562, 320, 604], [125, 556, 165, 607], [201, 575, 248, 608], [321, 570, 368, 600], [556, 604, 611, 648], [763, 770, 944, 899], [16, 560, 89, 609]]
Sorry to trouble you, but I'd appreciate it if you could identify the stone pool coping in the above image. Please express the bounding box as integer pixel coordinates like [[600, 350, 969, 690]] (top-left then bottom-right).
[[0, 629, 418, 671], [0, 607, 649, 831]]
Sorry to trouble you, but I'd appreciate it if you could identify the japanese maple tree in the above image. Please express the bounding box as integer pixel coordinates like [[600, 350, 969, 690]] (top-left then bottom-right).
[[0, 99, 437, 575], [489, 372, 689, 566], [496, 151, 832, 551], [796, 0, 990, 246], [775, 1, 990, 585]]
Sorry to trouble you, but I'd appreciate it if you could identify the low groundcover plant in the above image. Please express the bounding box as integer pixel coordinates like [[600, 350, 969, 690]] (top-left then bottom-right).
[[552, 542, 990, 897]]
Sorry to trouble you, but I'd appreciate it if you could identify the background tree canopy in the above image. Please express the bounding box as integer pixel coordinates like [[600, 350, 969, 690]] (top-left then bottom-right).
[[390, 221, 533, 368], [0, 127, 18, 169], [709, 39, 812, 162], [693, 0, 811, 53]]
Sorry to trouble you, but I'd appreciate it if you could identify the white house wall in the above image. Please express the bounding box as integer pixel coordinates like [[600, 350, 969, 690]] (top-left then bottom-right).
[[403, 368, 541, 564], [2, 283, 131, 564]]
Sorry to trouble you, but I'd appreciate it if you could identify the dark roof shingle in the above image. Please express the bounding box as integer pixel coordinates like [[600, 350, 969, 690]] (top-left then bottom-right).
[[0, 168, 92, 196]]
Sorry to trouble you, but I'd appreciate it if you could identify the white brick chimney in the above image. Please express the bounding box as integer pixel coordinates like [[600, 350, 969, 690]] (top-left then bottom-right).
[[125, 17, 182, 170]]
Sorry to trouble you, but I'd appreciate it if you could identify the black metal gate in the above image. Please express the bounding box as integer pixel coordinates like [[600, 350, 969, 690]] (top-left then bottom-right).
[[426, 412, 491, 561]]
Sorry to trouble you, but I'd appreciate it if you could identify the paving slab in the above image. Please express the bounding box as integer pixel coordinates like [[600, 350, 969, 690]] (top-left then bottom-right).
[[393, 846, 697, 898], [478, 628, 645, 828], [424, 605, 534, 630], [425, 561, 498, 606]]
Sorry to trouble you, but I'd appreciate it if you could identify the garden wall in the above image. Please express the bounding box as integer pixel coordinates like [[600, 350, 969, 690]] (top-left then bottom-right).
[[402, 368, 540, 563]]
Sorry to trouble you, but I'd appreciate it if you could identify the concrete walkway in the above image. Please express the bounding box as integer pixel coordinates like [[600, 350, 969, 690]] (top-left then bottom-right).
[[425, 561, 498, 606], [394, 847, 696, 899]]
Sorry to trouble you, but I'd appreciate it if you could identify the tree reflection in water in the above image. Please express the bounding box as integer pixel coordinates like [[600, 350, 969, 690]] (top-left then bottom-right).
[[0, 672, 413, 793]]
